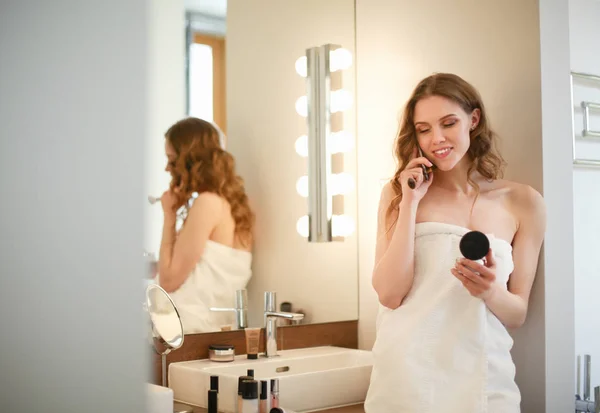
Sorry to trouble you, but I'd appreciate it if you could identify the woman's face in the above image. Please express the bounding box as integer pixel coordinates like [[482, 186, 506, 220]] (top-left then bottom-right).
[[413, 95, 479, 171], [164, 140, 177, 175]]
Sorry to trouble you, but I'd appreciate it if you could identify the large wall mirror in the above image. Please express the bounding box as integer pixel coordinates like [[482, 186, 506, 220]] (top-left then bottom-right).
[[145, 0, 358, 335]]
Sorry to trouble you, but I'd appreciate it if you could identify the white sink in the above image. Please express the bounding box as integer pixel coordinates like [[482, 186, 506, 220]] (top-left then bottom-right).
[[168, 346, 373, 413], [146, 383, 173, 413]]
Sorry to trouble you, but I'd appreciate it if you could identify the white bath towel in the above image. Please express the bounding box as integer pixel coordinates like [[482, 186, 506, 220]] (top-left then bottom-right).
[[157, 239, 252, 334], [365, 221, 520, 413]]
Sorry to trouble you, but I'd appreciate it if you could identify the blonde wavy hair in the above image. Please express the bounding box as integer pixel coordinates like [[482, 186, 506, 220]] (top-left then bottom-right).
[[165, 117, 254, 246], [386, 73, 506, 230]]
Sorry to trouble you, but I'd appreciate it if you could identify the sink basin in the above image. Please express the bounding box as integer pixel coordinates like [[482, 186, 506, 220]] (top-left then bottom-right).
[[168, 346, 373, 412]]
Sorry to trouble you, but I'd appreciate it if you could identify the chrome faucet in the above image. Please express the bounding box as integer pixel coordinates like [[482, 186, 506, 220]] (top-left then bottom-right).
[[575, 354, 600, 413], [264, 291, 304, 357], [209, 289, 249, 329]]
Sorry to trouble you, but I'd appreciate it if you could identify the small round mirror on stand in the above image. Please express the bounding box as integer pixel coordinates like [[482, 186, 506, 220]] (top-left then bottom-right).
[[145, 284, 184, 387]]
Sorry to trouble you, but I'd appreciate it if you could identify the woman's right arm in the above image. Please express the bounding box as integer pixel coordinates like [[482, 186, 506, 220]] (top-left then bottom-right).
[[372, 184, 419, 309], [372, 156, 433, 309]]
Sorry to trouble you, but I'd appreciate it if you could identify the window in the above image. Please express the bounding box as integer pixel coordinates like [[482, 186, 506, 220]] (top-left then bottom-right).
[[188, 33, 226, 134]]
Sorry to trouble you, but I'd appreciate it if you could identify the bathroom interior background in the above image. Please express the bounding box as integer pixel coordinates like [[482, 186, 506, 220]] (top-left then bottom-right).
[[1, 0, 598, 412], [147, 0, 600, 408]]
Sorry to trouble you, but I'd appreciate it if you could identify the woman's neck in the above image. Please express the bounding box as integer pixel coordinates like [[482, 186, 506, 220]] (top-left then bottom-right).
[[432, 157, 479, 195]]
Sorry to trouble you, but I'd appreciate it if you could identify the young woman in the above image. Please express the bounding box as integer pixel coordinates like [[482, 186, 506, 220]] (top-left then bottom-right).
[[365, 73, 546, 412], [157, 117, 254, 333]]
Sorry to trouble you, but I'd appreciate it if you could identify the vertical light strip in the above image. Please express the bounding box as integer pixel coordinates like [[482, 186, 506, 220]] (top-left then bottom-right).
[[306, 47, 319, 241], [306, 46, 333, 242]]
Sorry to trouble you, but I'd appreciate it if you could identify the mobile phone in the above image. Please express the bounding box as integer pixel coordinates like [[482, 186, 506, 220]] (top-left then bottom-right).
[[407, 146, 433, 189], [417, 147, 430, 182]]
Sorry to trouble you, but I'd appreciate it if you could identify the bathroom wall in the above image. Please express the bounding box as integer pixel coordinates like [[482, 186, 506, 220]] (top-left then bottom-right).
[[0, 0, 148, 411], [355, 0, 574, 412], [226, 0, 359, 327], [144, 0, 186, 255], [570, 0, 600, 391]]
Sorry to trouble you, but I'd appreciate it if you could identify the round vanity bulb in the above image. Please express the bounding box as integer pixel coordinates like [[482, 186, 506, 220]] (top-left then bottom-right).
[[295, 135, 308, 157], [296, 215, 309, 238], [295, 95, 308, 117], [330, 173, 354, 195], [296, 176, 309, 198], [331, 90, 353, 113], [295, 56, 307, 77], [329, 48, 352, 72], [328, 131, 354, 154], [332, 214, 355, 237]]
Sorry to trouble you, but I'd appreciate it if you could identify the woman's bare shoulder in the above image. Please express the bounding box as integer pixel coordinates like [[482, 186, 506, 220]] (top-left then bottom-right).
[[493, 179, 545, 218], [380, 181, 396, 201]]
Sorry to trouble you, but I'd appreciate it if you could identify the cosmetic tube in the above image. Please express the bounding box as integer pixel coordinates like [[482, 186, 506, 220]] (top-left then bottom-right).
[[244, 327, 261, 359]]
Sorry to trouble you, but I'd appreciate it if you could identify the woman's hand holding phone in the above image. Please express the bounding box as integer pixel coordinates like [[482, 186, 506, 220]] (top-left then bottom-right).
[[399, 148, 434, 203]]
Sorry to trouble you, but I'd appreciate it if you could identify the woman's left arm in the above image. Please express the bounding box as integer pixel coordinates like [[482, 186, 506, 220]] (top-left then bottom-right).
[[453, 186, 546, 328], [158, 192, 223, 293]]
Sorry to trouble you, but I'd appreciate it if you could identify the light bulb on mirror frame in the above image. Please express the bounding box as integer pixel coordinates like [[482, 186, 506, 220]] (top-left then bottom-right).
[[295, 95, 308, 117], [296, 132, 354, 158], [296, 214, 355, 238], [332, 214, 355, 237], [296, 176, 309, 198], [295, 173, 354, 198], [295, 135, 308, 157], [330, 173, 354, 196], [329, 48, 352, 72], [295, 56, 307, 77], [330, 89, 353, 113], [296, 215, 309, 238], [328, 131, 354, 154]]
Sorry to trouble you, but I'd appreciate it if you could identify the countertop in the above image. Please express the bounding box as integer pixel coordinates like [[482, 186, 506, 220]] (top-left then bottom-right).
[[174, 402, 365, 413]]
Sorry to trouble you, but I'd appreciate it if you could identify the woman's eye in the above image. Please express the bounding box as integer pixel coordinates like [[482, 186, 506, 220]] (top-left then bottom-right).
[[417, 129, 430, 134], [443, 121, 456, 128]]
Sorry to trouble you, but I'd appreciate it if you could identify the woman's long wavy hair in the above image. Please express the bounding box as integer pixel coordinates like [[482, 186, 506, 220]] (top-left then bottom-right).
[[386, 73, 506, 231], [165, 117, 254, 247]]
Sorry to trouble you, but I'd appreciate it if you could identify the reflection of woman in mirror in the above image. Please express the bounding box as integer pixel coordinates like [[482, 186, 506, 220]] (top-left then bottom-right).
[[365, 73, 546, 412], [156, 117, 254, 334]]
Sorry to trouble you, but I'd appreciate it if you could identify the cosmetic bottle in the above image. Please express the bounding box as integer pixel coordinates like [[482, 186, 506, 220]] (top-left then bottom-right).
[[237, 370, 253, 413], [208, 389, 218, 413], [207, 375, 218, 413], [270, 379, 279, 409], [242, 379, 259, 413], [259, 380, 268, 413], [210, 375, 219, 392]]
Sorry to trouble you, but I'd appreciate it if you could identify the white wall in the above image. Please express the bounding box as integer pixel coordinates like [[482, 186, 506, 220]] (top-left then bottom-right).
[[0, 1, 148, 411], [356, 0, 575, 411], [570, 0, 600, 393], [145, 0, 186, 255], [226, 0, 359, 327], [538, 0, 576, 410]]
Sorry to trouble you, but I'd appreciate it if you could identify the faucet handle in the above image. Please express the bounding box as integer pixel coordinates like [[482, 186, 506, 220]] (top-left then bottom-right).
[[264, 291, 276, 312], [236, 289, 248, 309], [209, 306, 248, 329], [584, 354, 592, 401]]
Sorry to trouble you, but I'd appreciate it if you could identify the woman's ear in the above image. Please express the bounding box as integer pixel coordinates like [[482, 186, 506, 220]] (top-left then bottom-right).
[[471, 108, 481, 129]]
